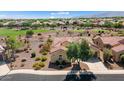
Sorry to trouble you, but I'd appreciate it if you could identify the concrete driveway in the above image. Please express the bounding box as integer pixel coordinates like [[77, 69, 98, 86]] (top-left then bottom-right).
[[0, 62, 10, 80], [83, 58, 107, 71]]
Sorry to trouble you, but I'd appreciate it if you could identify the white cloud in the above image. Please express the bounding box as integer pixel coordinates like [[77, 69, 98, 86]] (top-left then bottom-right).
[[51, 12, 70, 15]]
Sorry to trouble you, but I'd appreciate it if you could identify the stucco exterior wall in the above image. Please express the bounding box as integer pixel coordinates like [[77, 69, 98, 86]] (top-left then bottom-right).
[[50, 49, 68, 63], [93, 37, 104, 49], [112, 50, 124, 62]]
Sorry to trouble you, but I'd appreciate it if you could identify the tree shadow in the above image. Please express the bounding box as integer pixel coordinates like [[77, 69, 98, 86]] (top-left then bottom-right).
[[48, 62, 71, 70], [64, 63, 97, 81]]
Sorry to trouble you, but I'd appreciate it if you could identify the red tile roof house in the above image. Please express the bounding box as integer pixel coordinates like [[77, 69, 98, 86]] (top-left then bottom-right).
[[50, 37, 81, 63], [92, 36, 124, 62]]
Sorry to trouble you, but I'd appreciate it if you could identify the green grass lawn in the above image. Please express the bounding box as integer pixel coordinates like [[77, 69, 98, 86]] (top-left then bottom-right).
[[0, 28, 50, 38]]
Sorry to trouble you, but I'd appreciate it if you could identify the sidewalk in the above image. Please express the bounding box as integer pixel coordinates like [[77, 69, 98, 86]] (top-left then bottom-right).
[[7, 69, 124, 75]]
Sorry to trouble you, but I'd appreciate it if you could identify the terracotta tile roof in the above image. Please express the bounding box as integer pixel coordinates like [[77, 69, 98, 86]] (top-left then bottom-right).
[[50, 46, 67, 53], [101, 37, 124, 46], [95, 36, 124, 46], [112, 44, 124, 52], [51, 37, 81, 53]]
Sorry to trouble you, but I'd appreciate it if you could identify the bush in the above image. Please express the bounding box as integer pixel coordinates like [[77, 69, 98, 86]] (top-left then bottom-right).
[[35, 57, 41, 61], [24, 48, 28, 51], [37, 33, 42, 36], [20, 63, 25, 67], [103, 48, 112, 62], [41, 56, 47, 62], [26, 50, 29, 53], [38, 62, 45, 67], [62, 60, 66, 65], [42, 51, 48, 55], [33, 64, 41, 70], [55, 60, 60, 65], [21, 59, 26, 62], [120, 54, 124, 62], [39, 44, 43, 48], [26, 30, 34, 37], [31, 52, 36, 58], [32, 62, 45, 70]]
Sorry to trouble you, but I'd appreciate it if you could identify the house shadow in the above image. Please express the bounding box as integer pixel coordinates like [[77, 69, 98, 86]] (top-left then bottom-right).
[[48, 62, 71, 70], [64, 63, 97, 81]]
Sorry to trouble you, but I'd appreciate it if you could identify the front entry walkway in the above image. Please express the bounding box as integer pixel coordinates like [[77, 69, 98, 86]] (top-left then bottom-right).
[[83, 58, 107, 71]]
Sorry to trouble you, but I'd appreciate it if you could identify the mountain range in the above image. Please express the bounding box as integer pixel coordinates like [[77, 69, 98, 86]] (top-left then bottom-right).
[[81, 11, 124, 18]]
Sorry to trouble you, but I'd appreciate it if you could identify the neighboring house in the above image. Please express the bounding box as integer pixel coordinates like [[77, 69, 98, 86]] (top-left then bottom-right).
[[0, 45, 5, 61], [112, 44, 124, 62], [92, 36, 124, 62]]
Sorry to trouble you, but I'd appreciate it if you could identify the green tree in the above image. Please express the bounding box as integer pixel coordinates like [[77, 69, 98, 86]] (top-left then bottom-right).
[[79, 39, 92, 61], [83, 22, 93, 27], [120, 54, 124, 62], [102, 21, 113, 28], [67, 39, 92, 63], [113, 22, 123, 28], [26, 30, 34, 37], [21, 22, 32, 27], [66, 42, 80, 63], [5, 37, 18, 62], [103, 48, 112, 62]]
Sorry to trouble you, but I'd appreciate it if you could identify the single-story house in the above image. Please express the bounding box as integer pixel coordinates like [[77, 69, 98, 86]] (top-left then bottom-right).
[[50, 37, 81, 63], [92, 36, 124, 62], [112, 44, 124, 62]]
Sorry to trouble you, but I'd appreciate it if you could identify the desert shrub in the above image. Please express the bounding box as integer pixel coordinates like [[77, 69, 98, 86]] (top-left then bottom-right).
[[26, 50, 29, 53], [21, 59, 26, 62], [31, 52, 36, 58], [33, 64, 41, 70], [20, 63, 25, 67], [41, 56, 47, 62], [39, 49, 42, 53], [39, 44, 43, 48], [24, 48, 28, 51], [32, 62, 45, 70], [38, 62, 45, 67], [15, 49, 24, 53], [47, 38, 53, 43], [42, 43, 51, 52], [35, 57, 41, 61], [42, 51, 48, 55], [37, 33, 42, 36]]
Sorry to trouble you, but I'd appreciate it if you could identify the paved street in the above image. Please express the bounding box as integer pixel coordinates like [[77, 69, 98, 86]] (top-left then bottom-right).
[[1, 73, 124, 81], [1, 69, 124, 81]]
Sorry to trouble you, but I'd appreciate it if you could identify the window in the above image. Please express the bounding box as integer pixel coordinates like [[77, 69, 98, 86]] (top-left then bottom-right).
[[59, 55, 62, 60]]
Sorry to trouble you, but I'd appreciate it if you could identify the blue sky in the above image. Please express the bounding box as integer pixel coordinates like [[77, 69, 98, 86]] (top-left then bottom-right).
[[0, 11, 99, 19]]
